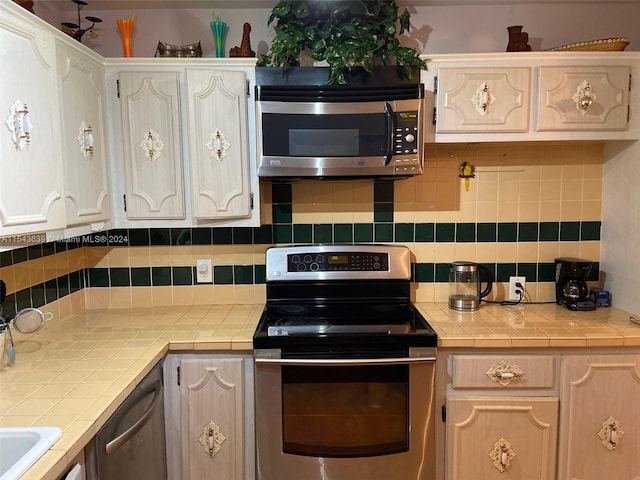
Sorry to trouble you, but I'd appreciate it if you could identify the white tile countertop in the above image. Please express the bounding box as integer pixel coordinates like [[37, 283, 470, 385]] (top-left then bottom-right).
[[1, 302, 639, 479]]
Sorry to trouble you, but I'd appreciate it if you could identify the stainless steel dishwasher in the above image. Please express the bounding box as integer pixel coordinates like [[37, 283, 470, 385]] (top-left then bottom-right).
[[85, 361, 167, 479]]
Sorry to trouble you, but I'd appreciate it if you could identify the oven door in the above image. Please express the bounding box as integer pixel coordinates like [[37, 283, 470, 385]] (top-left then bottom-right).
[[254, 348, 436, 480], [256, 99, 422, 178]]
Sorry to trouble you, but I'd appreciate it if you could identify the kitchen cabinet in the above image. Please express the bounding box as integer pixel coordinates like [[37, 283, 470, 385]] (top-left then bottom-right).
[[56, 38, 111, 227], [536, 66, 631, 131], [444, 354, 558, 480], [0, 0, 66, 236], [185, 68, 252, 220], [557, 353, 640, 480], [58, 449, 86, 480], [435, 67, 531, 133], [163, 353, 255, 480], [117, 70, 186, 219], [446, 397, 558, 480], [104, 59, 260, 228], [423, 52, 639, 143]]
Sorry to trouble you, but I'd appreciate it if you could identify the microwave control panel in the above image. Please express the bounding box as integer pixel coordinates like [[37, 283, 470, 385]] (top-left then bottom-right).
[[393, 111, 421, 174]]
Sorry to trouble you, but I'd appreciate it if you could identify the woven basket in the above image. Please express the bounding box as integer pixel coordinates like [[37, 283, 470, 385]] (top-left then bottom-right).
[[549, 37, 629, 52]]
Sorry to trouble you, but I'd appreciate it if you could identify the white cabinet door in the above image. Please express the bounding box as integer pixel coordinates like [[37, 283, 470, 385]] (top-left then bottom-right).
[[558, 354, 640, 480], [186, 68, 251, 220], [118, 71, 185, 219], [446, 396, 558, 480], [57, 40, 110, 226], [0, 2, 65, 236], [180, 358, 245, 480], [537, 66, 630, 131], [436, 67, 531, 133]]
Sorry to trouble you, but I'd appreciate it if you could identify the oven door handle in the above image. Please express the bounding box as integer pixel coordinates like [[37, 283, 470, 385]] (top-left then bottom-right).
[[255, 356, 435, 366]]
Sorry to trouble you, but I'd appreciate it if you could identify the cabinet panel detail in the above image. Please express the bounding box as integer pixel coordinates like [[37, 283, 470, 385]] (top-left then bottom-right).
[[436, 67, 531, 133], [180, 358, 244, 480], [57, 42, 110, 225], [1, 9, 65, 234], [558, 355, 640, 480], [186, 69, 251, 220], [446, 397, 558, 480], [537, 66, 630, 131], [119, 71, 185, 219]]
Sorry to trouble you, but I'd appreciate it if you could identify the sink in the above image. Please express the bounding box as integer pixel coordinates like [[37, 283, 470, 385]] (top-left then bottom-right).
[[0, 427, 62, 480]]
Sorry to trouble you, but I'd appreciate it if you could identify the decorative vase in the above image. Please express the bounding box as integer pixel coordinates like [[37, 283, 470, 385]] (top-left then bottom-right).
[[211, 19, 227, 58], [117, 18, 135, 57], [506, 26, 523, 52], [506, 25, 531, 52]]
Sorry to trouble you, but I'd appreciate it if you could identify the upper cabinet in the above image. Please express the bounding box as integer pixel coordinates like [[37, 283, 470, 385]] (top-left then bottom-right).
[[536, 65, 630, 131], [185, 68, 252, 221], [0, 1, 66, 236], [56, 39, 111, 227], [104, 60, 260, 228], [435, 67, 531, 133], [424, 52, 639, 143], [118, 70, 186, 219]]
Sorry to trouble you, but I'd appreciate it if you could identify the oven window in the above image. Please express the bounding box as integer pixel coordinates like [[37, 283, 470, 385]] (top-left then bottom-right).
[[281, 364, 409, 457]]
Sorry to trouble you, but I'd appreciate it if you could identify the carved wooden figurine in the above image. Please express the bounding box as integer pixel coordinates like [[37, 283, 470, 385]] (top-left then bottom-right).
[[229, 22, 256, 57]]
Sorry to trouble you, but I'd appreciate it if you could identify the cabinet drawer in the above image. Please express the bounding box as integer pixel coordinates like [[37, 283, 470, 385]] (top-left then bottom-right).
[[452, 355, 556, 389]]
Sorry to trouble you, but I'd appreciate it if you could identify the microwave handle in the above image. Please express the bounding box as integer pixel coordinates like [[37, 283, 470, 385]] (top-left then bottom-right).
[[384, 102, 395, 165]]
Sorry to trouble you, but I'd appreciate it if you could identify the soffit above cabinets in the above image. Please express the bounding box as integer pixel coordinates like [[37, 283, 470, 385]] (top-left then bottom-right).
[[46, 0, 640, 11]]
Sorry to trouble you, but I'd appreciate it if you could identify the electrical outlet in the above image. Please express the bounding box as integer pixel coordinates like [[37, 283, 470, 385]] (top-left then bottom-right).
[[196, 259, 212, 283], [508, 276, 526, 301]]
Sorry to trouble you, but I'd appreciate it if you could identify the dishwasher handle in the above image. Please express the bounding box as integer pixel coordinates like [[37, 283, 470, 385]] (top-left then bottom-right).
[[104, 380, 162, 455]]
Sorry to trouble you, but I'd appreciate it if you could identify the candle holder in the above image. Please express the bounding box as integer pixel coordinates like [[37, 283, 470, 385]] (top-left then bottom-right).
[[61, 0, 102, 43], [210, 18, 228, 58], [117, 18, 135, 57]]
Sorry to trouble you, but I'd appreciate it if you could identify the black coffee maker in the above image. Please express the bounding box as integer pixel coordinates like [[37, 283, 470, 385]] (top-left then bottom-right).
[[555, 258, 596, 311]]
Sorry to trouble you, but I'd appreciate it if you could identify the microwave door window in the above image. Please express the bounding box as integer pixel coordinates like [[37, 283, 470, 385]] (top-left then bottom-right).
[[262, 113, 386, 157], [290, 129, 358, 156]]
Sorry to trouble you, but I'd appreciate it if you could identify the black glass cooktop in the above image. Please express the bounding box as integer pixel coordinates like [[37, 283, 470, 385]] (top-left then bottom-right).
[[253, 301, 437, 348]]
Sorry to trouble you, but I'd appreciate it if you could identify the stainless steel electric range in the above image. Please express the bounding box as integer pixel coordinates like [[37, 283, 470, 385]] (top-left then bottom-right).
[[253, 244, 437, 480]]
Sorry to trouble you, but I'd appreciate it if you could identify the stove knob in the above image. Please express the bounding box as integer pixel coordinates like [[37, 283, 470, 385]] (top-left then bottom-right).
[[304, 255, 312, 263], [296, 263, 307, 271], [291, 255, 301, 263], [310, 263, 319, 271]]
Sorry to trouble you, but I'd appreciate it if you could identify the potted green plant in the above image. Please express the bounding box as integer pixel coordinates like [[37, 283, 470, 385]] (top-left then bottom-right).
[[259, 0, 427, 85]]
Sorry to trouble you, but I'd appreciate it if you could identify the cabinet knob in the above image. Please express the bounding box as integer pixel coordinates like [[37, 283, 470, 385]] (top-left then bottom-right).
[[572, 80, 597, 115], [597, 416, 624, 451], [471, 82, 495, 116], [486, 360, 524, 386], [489, 437, 516, 473], [198, 420, 226, 457]]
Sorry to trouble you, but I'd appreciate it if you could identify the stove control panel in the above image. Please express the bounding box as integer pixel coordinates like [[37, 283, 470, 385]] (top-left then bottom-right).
[[288, 252, 389, 272], [266, 245, 411, 281]]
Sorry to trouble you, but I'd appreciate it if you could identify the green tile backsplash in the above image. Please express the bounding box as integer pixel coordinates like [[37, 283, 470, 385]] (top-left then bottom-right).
[[1, 139, 605, 310]]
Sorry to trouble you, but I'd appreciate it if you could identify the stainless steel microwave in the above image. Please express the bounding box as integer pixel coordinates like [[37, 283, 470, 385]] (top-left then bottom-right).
[[255, 67, 425, 179]]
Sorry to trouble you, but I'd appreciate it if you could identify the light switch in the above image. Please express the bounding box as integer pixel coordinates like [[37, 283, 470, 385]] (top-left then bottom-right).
[[196, 259, 212, 283]]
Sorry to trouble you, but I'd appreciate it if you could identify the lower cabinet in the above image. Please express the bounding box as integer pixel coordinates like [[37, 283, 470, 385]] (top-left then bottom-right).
[[557, 354, 640, 480], [440, 350, 640, 480], [163, 353, 255, 480], [57, 450, 86, 480], [446, 397, 558, 480]]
